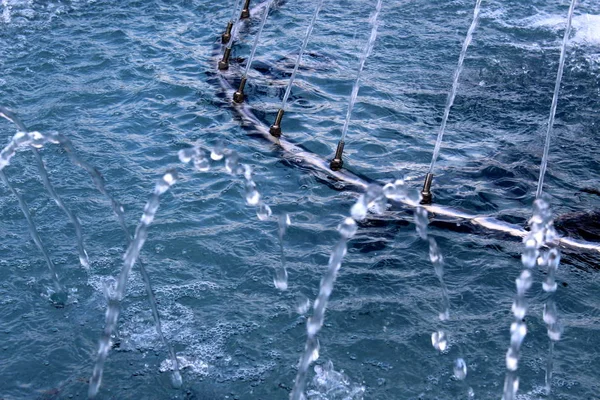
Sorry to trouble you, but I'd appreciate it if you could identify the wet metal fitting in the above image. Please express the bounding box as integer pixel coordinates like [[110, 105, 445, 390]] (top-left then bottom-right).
[[421, 173, 433, 204], [330, 141, 345, 171], [240, 0, 251, 19], [221, 22, 233, 44], [218, 47, 232, 70], [269, 109, 285, 137], [233, 76, 247, 103]]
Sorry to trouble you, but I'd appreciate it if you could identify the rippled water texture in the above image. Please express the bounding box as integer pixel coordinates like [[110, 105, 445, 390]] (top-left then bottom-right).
[[1, 0, 599, 399]]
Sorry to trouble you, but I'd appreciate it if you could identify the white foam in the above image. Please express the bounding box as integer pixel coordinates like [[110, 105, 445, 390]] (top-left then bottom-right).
[[531, 14, 600, 46]]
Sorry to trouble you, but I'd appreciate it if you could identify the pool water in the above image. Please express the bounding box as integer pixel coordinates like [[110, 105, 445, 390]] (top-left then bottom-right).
[[0, 0, 599, 399]]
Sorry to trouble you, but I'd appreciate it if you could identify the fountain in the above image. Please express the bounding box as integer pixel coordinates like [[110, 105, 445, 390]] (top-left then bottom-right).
[[1, 0, 600, 399]]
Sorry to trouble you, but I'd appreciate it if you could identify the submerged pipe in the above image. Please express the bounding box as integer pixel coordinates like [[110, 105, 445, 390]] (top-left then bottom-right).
[[214, 0, 600, 254]]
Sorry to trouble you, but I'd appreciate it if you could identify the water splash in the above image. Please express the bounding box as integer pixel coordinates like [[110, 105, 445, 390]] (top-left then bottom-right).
[[306, 360, 365, 400], [502, 198, 558, 400], [291, 181, 404, 399], [339, 0, 382, 143], [280, 0, 324, 110], [535, 0, 576, 199], [1, 0, 10, 24], [0, 106, 182, 389], [427, 0, 482, 174], [89, 170, 178, 398]]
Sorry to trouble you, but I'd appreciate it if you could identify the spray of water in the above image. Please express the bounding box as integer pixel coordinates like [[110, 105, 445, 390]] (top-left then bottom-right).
[[501, 199, 559, 400], [224, 0, 245, 49], [242, 0, 274, 78], [535, 0, 576, 199], [1, 108, 90, 269], [339, 0, 382, 143], [427, 0, 482, 174], [2, 0, 10, 23], [89, 170, 178, 398], [414, 199, 470, 391], [181, 143, 290, 290], [290, 179, 423, 400], [280, 0, 324, 110], [0, 109, 182, 391]]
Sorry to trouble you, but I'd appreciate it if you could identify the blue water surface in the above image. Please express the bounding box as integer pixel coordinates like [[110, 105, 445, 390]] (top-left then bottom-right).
[[0, 0, 599, 399]]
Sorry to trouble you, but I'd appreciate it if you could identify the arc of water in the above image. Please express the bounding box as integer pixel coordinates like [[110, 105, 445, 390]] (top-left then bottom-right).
[[242, 0, 272, 78], [0, 109, 182, 390], [269, 0, 324, 137], [1, 107, 90, 268], [280, 0, 324, 110], [290, 181, 421, 400], [89, 170, 178, 398], [427, 0, 482, 174], [535, 0, 576, 199], [339, 0, 381, 144], [330, 0, 382, 170], [501, 198, 559, 400], [180, 145, 289, 290], [0, 170, 65, 300], [421, 0, 482, 203]]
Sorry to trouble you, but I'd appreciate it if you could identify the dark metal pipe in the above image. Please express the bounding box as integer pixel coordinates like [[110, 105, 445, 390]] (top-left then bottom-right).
[[221, 21, 233, 44], [269, 109, 285, 137], [421, 173, 433, 204], [218, 47, 232, 70], [330, 141, 345, 171], [240, 0, 251, 18], [233, 76, 248, 103]]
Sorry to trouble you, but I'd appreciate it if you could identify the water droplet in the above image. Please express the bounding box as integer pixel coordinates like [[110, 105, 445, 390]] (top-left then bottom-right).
[[453, 358, 467, 380], [431, 330, 447, 352], [515, 269, 532, 294], [225, 152, 239, 175], [510, 321, 527, 348], [193, 154, 210, 172], [210, 142, 224, 161], [296, 294, 310, 315], [506, 347, 518, 371], [414, 207, 428, 240], [350, 196, 367, 221], [543, 301, 558, 325], [178, 147, 197, 163], [257, 203, 272, 221], [338, 217, 358, 239]]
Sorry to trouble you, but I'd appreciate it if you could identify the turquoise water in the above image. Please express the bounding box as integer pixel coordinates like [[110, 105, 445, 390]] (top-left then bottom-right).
[[1, 0, 600, 398]]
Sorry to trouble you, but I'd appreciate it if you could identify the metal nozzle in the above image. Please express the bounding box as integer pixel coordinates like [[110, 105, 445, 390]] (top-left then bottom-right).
[[420, 173, 433, 204], [330, 141, 345, 171], [233, 76, 247, 103], [269, 109, 285, 137], [221, 22, 233, 44], [240, 0, 250, 19], [218, 47, 232, 70]]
